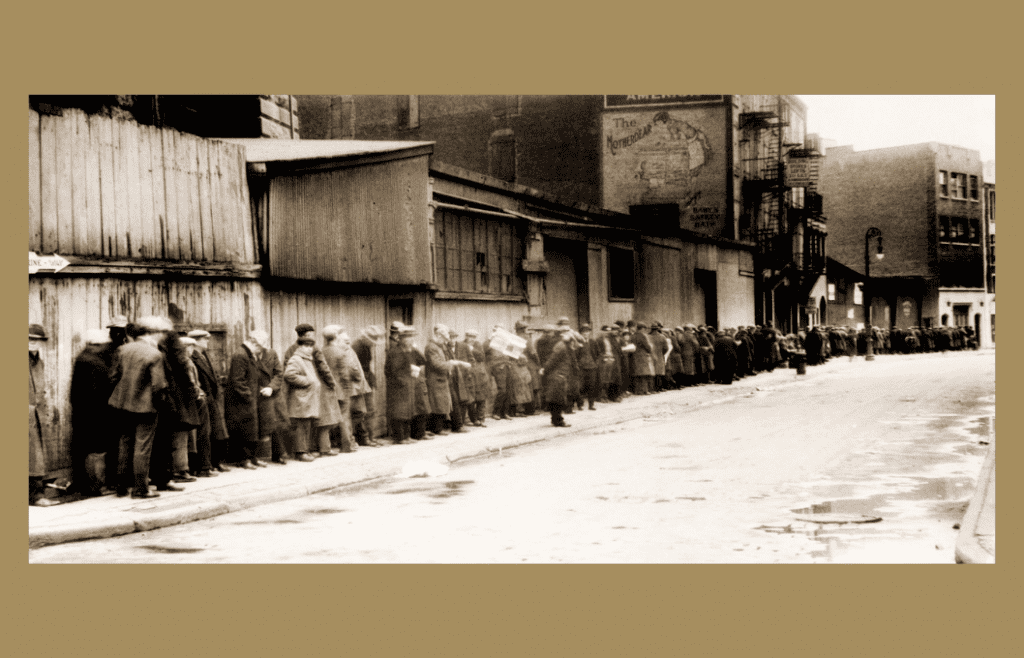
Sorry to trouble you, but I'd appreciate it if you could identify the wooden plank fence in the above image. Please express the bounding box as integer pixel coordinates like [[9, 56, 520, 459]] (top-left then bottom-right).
[[28, 107, 254, 264]]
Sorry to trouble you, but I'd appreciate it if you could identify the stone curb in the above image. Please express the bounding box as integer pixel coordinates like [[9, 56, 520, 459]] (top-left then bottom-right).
[[26, 364, 829, 549], [955, 437, 996, 564]]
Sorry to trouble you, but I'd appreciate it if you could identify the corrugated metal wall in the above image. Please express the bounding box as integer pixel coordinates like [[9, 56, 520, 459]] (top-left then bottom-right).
[[28, 277, 266, 475], [28, 108, 255, 263], [268, 156, 432, 284]]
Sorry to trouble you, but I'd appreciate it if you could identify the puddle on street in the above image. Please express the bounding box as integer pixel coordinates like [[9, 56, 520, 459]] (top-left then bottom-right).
[[791, 476, 974, 517], [429, 480, 475, 499], [305, 509, 348, 515], [139, 545, 205, 554]]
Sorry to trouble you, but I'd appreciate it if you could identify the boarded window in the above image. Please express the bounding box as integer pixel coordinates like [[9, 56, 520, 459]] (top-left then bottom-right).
[[608, 247, 636, 299], [433, 209, 523, 295]]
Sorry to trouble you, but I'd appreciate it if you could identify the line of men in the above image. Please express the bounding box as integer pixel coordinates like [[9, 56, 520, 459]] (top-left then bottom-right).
[[383, 318, 795, 432], [33, 315, 978, 505], [46, 318, 389, 503]]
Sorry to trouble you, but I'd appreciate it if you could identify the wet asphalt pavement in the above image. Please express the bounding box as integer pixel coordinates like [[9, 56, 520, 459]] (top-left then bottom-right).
[[30, 350, 994, 563]]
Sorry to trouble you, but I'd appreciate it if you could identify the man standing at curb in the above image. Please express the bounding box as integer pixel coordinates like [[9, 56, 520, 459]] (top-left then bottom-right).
[[108, 316, 172, 499], [385, 325, 418, 444], [540, 326, 575, 428]]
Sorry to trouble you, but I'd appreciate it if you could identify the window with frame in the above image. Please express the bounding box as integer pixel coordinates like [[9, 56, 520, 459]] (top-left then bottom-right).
[[608, 247, 636, 300], [969, 175, 979, 201], [827, 283, 836, 301], [950, 217, 965, 240], [939, 170, 948, 196], [938, 216, 948, 240], [433, 209, 522, 296]]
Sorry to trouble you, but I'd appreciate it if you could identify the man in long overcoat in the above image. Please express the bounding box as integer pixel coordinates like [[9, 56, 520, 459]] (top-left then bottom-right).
[[541, 327, 575, 427], [351, 326, 385, 446], [385, 327, 418, 444], [424, 324, 457, 435], [462, 330, 489, 427], [188, 330, 228, 475], [68, 328, 115, 496], [224, 334, 268, 470], [712, 330, 738, 384]]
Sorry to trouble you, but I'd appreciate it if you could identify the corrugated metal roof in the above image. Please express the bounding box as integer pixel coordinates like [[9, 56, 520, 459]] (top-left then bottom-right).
[[219, 138, 435, 163]]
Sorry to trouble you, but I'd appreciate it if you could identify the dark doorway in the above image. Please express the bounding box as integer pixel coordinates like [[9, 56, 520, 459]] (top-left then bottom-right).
[[388, 298, 414, 328], [694, 269, 718, 329]]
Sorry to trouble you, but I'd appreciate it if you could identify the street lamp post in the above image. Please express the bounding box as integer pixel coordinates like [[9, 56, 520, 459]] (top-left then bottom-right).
[[864, 227, 884, 361]]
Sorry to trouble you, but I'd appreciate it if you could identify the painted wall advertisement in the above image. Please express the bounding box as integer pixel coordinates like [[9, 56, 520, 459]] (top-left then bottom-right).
[[601, 104, 728, 237]]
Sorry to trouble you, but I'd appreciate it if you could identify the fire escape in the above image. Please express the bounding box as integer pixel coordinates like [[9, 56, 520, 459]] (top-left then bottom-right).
[[739, 95, 826, 329]]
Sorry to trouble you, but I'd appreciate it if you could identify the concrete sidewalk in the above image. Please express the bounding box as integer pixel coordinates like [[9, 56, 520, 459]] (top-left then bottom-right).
[[30, 352, 989, 550], [956, 436, 995, 564]]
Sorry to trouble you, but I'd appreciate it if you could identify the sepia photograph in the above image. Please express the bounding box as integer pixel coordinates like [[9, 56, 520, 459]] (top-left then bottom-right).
[[27, 94, 995, 564]]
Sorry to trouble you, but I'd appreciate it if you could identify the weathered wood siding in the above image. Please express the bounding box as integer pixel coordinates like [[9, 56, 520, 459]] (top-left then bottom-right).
[[28, 108, 255, 263], [635, 240, 684, 325], [267, 156, 431, 284], [432, 299, 529, 336], [28, 277, 266, 476]]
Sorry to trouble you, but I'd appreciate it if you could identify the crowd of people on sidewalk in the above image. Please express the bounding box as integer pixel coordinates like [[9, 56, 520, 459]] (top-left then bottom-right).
[[29, 316, 980, 506]]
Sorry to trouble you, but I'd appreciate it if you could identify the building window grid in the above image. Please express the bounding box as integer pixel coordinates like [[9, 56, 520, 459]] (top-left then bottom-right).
[[939, 170, 948, 196], [969, 175, 979, 201], [435, 210, 520, 295]]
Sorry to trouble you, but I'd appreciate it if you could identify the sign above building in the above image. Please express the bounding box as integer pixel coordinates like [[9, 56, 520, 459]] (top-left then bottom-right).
[[29, 252, 70, 274], [604, 95, 725, 109], [786, 155, 822, 189]]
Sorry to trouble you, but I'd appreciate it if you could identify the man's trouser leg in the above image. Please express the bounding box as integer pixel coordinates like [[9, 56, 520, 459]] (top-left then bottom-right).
[[122, 413, 158, 494]]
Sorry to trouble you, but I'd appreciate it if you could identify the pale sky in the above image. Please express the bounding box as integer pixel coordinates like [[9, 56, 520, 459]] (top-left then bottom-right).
[[800, 95, 995, 163]]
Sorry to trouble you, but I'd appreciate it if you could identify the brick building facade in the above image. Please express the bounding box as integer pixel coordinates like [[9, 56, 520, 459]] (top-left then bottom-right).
[[818, 142, 992, 346]]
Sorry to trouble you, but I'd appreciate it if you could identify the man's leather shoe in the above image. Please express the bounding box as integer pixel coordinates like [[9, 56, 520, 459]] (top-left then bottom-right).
[[239, 462, 258, 470], [156, 484, 184, 492], [131, 490, 160, 499], [173, 474, 197, 483], [116, 488, 130, 497], [296, 454, 315, 462], [553, 422, 571, 428], [195, 470, 218, 478], [215, 464, 232, 472], [251, 460, 268, 468], [452, 428, 469, 433]]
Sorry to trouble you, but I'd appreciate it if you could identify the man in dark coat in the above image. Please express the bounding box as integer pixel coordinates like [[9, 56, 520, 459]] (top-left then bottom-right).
[[541, 327, 575, 427], [224, 334, 266, 470], [712, 330, 738, 384], [351, 325, 385, 446], [577, 324, 599, 410], [108, 316, 172, 499], [188, 330, 227, 476], [68, 328, 116, 496], [385, 327, 418, 444]]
